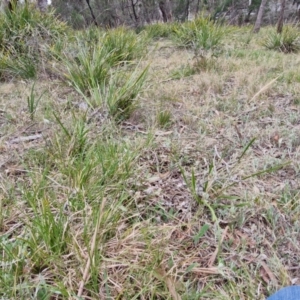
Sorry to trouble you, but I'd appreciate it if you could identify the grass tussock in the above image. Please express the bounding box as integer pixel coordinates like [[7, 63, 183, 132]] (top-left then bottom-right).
[[172, 16, 227, 51], [261, 25, 300, 53], [139, 22, 179, 39], [62, 40, 113, 94], [61, 28, 149, 121], [62, 32, 147, 94], [101, 26, 148, 61], [0, 4, 67, 80], [1, 15, 300, 300]]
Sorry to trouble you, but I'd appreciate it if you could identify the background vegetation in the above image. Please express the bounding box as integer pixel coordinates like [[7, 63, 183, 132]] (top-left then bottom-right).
[[48, 0, 300, 29]]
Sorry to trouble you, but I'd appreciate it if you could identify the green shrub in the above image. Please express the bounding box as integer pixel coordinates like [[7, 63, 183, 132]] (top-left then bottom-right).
[[172, 17, 226, 51], [261, 26, 300, 53]]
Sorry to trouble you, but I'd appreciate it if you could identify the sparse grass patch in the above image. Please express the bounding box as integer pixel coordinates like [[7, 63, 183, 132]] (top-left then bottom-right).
[[192, 52, 217, 72], [171, 63, 196, 79], [293, 97, 300, 105], [27, 82, 45, 120]]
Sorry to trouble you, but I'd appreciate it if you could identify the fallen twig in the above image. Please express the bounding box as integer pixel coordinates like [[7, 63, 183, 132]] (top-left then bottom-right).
[[8, 134, 43, 144]]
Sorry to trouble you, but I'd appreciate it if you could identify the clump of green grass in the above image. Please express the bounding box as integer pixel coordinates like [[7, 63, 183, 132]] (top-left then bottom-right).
[[27, 82, 45, 120], [0, 4, 67, 50], [74, 26, 104, 47], [98, 66, 149, 123], [0, 4, 67, 80], [171, 54, 216, 80], [101, 27, 147, 62], [157, 110, 173, 128], [62, 40, 113, 95], [63, 28, 148, 95], [192, 52, 217, 72], [62, 29, 148, 122], [172, 17, 227, 51], [140, 22, 179, 39], [48, 35, 72, 60], [0, 52, 37, 79], [261, 26, 300, 53]]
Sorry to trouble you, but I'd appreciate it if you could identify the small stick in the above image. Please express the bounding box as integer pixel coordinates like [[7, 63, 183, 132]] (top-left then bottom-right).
[[8, 134, 43, 144]]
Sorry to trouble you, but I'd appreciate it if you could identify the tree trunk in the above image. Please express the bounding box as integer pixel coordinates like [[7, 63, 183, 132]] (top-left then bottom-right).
[[253, 0, 268, 33], [277, 0, 286, 34], [85, 0, 98, 26], [185, 0, 190, 20], [159, 0, 172, 22], [131, 0, 140, 25]]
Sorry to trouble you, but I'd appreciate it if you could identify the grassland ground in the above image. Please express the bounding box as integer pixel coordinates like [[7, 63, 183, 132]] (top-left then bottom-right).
[[1, 23, 300, 299]]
